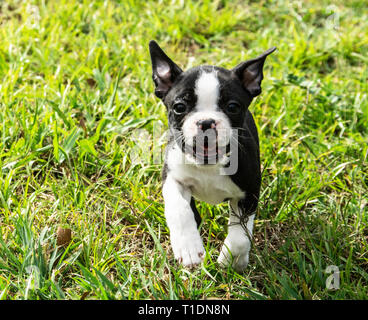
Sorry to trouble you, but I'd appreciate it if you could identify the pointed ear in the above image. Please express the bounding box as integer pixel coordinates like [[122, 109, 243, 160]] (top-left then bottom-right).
[[232, 47, 276, 97], [149, 40, 183, 99]]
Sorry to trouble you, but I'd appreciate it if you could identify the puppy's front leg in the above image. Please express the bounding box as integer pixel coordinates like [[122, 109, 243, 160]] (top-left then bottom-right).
[[163, 174, 204, 267], [218, 199, 255, 272]]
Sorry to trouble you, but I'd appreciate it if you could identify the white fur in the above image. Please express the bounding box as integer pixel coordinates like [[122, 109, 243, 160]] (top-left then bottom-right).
[[218, 199, 254, 272], [195, 70, 219, 111], [163, 71, 253, 271], [162, 173, 204, 266], [167, 144, 244, 205], [182, 71, 232, 149], [182, 111, 231, 148], [164, 143, 253, 270]]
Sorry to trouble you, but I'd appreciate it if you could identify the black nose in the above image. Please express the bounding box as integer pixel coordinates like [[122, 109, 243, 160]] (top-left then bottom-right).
[[197, 119, 216, 131]]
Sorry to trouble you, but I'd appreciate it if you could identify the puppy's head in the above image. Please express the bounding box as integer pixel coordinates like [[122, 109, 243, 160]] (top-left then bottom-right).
[[149, 40, 275, 165]]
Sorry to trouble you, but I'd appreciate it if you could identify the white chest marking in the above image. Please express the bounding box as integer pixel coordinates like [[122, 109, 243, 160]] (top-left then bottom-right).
[[195, 70, 219, 111], [167, 145, 245, 205]]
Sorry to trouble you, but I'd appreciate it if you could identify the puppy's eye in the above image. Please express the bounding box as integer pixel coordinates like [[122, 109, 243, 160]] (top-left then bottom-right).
[[227, 102, 241, 114], [173, 103, 187, 115]]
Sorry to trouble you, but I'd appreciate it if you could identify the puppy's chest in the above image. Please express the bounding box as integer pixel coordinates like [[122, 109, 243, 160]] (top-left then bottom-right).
[[171, 165, 245, 205]]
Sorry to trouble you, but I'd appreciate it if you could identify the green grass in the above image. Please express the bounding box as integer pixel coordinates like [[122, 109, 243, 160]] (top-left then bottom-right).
[[0, 0, 367, 300]]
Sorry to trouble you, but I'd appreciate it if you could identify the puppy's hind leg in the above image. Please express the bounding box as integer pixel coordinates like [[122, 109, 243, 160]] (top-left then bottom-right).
[[218, 195, 257, 272]]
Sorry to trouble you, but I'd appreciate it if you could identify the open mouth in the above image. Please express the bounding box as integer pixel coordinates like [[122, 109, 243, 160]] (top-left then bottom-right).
[[183, 136, 229, 164], [193, 138, 218, 162]]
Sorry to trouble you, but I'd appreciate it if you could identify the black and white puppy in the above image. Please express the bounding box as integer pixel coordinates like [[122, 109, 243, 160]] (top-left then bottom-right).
[[149, 40, 275, 272]]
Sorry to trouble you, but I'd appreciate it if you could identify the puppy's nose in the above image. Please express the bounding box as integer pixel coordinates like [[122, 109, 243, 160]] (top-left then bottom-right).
[[197, 119, 216, 131]]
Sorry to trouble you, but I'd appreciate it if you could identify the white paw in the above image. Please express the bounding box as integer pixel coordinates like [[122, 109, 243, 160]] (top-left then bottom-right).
[[218, 235, 250, 272], [171, 232, 205, 267], [218, 248, 249, 272]]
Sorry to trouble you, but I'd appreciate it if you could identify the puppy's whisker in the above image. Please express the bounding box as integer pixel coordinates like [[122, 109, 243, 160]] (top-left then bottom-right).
[[149, 40, 275, 271], [230, 135, 247, 154]]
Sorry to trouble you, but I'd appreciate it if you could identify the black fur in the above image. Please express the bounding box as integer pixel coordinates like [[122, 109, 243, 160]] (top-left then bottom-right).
[[150, 40, 275, 222], [190, 198, 201, 228]]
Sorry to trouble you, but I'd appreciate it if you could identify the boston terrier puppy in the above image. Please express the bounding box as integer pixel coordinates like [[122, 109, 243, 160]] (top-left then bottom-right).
[[149, 40, 275, 272]]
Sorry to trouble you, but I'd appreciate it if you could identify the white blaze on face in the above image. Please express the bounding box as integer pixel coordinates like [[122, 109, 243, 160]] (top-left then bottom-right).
[[195, 71, 219, 111], [182, 70, 231, 148]]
